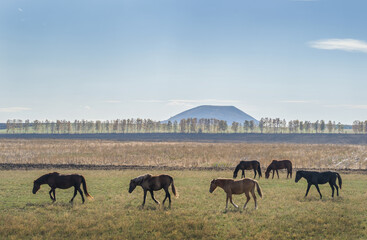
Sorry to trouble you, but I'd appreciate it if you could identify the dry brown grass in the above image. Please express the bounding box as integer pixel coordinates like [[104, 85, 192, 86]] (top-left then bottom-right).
[[1, 139, 367, 169]]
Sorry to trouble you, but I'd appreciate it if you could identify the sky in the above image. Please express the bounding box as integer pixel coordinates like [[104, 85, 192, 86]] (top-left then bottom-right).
[[1, 0, 367, 124]]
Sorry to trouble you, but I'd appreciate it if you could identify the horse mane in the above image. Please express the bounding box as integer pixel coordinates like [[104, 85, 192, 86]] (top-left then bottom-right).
[[35, 172, 59, 184], [133, 174, 152, 185]]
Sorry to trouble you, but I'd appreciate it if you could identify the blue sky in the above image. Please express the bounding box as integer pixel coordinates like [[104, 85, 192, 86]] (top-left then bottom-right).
[[1, 0, 367, 124]]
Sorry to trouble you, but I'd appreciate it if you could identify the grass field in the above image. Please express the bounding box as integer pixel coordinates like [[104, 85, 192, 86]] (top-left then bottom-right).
[[1, 139, 367, 169], [1, 169, 366, 240]]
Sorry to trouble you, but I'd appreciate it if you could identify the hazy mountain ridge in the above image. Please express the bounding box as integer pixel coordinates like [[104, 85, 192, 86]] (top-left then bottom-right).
[[163, 105, 258, 124]]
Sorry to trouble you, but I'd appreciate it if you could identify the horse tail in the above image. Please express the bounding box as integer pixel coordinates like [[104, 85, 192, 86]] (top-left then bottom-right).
[[336, 173, 342, 189], [255, 181, 263, 198], [170, 177, 179, 198], [257, 163, 262, 178], [289, 161, 293, 176], [81, 176, 94, 200]]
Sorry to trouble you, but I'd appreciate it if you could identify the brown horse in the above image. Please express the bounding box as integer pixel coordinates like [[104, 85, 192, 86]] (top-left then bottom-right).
[[129, 174, 178, 208], [233, 160, 262, 179], [209, 178, 262, 210], [265, 160, 293, 179], [32, 172, 93, 203]]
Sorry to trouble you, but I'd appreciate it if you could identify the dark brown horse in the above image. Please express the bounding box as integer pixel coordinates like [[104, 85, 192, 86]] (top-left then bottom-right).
[[233, 160, 262, 179], [209, 178, 262, 210], [32, 172, 93, 203], [265, 160, 292, 179], [129, 174, 178, 208]]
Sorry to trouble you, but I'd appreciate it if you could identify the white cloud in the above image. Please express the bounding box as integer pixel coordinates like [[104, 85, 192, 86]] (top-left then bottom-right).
[[104, 100, 121, 103], [280, 100, 315, 104], [310, 39, 367, 53], [135, 99, 240, 107], [84, 106, 91, 110], [135, 100, 165, 103], [324, 104, 367, 109], [18, 8, 23, 12], [0, 107, 31, 113]]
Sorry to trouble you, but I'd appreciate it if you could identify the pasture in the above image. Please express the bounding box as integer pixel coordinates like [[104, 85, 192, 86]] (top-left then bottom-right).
[[1, 170, 367, 240], [1, 139, 367, 169]]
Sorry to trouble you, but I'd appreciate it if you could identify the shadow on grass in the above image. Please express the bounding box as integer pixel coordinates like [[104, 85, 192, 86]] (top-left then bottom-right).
[[297, 196, 344, 202], [24, 201, 79, 209], [222, 207, 258, 214]]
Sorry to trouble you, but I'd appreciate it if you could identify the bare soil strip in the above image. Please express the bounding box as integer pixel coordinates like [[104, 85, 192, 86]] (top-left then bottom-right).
[[1, 133, 367, 144]]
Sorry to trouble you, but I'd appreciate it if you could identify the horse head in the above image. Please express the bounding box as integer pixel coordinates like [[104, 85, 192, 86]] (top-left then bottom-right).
[[209, 179, 217, 193], [129, 174, 152, 193], [128, 180, 137, 193], [265, 168, 271, 179], [295, 171, 303, 183], [32, 181, 41, 194]]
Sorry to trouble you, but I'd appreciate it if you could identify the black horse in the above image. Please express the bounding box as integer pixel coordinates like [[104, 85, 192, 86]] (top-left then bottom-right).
[[129, 174, 178, 208], [32, 172, 93, 203], [233, 160, 262, 179], [295, 170, 342, 199]]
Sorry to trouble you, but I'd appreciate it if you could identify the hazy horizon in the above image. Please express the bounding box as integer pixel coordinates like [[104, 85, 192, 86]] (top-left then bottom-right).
[[1, 0, 367, 124]]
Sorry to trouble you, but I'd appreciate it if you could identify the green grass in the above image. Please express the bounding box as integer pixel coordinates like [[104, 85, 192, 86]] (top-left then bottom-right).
[[0, 170, 366, 239]]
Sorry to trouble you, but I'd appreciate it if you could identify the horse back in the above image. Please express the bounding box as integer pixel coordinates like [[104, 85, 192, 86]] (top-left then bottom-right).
[[49, 174, 82, 189], [240, 160, 259, 170], [145, 174, 172, 190], [231, 178, 255, 194], [276, 160, 292, 169]]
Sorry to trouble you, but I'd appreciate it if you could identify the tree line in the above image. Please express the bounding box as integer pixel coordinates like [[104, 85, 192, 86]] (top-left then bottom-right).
[[3, 117, 364, 134]]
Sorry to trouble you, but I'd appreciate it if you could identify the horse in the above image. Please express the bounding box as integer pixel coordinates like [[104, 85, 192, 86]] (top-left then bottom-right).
[[295, 170, 342, 199], [209, 178, 262, 210], [233, 160, 262, 179], [129, 174, 178, 208], [265, 160, 292, 179], [32, 172, 93, 203]]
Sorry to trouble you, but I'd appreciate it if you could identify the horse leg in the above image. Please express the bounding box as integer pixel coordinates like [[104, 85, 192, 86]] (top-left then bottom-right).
[[329, 182, 335, 197], [142, 190, 147, 208], [77, 187, 85, 203], [52, 189, 56, 202], [315, 184, 322, 199], [49, 189, 55, 201], [162, 188, 172, 208], [242, 170, 245, 178], [251, 188, 257, 209], [305, 183, 311, 197], [226, 195, 229, 210], [276, 169, 279, 179], [243, 192, 251, 209], [272, 170, 275, 179], [70, 187, 78, 203], [253, 169, 257, 178], [150, 190, 160, 205], [229, 195, 238, 208], [334, 182, 339, 196]]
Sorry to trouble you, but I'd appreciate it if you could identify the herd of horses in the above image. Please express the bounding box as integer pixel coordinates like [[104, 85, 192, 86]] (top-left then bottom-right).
[[32, 159, 342, 210]]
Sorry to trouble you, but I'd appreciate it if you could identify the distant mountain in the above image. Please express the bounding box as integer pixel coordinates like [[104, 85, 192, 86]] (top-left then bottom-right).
[[163, 105, 258, 124]]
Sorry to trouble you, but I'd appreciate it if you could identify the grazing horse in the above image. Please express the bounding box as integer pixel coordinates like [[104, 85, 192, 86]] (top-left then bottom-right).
[[209, 178, 262, 210], [233, 160, 262, 179], [32, 172, 93, 203], [265, 160, 292, 179], [129, 174, 178, 208], [295, 170, 342, 199]]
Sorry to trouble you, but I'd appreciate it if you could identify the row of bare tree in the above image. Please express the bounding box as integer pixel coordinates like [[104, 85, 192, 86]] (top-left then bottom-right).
[[3, 117, 358, 134]]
